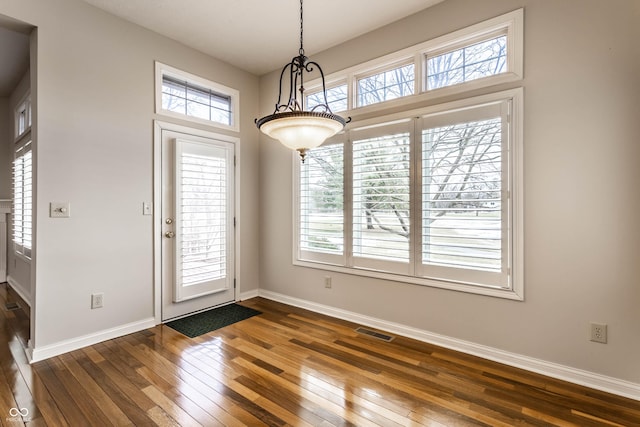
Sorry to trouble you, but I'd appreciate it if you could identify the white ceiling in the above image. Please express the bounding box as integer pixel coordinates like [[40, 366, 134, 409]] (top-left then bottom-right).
[[81, 0, 444, 76]]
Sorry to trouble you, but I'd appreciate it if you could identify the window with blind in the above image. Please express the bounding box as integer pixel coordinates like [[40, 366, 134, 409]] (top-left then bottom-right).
[[13, 140, 32, 258], [178, 151, 227, 286], [295, 89, 522, 298], [155, 62, 239, 131], [173, 138, 233, 303], [352, 125, 411, 273], [298, 143, 344, 264]]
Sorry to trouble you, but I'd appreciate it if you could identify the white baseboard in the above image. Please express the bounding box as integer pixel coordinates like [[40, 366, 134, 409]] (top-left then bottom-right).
[[258, 290, 640, 402], [30, 317, 156, 363], [7, 275, 31, 307]]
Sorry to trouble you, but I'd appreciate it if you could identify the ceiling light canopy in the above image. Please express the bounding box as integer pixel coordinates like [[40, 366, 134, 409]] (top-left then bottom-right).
[[256, 0, 349, 162]]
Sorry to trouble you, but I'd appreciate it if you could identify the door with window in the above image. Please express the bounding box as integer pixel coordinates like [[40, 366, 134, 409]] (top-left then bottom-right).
[[161, 128, 235, 321]]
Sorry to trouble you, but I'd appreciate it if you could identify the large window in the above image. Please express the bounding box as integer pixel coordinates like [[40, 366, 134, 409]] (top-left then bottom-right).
[[295, 89, 523, 299], [155, 62, 240, 132], [13, 140, 32, 259], [295, 10, 524, 298]]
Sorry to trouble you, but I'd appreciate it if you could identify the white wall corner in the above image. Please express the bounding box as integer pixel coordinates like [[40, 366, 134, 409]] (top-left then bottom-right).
[[239, 289, 259, 301], [258, 290, 640, 402], [30, 317, 156, 363]]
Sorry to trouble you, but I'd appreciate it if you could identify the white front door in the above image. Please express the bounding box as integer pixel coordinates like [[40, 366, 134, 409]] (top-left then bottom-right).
[[160, 127, 235, 321]]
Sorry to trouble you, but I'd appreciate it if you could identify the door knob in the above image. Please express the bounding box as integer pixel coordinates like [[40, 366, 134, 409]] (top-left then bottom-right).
[[165, 231, 175, 238]]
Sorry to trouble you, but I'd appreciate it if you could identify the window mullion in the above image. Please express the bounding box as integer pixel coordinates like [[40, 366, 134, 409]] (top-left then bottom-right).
[[414, 52, 424, 95], [410, 117, 422, 276], [501, 99, 512, 280]]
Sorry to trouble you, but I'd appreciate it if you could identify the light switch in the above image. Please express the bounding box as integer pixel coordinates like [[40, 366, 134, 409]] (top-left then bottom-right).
[[50, 202, 71, 218], [142, 202, 152, 216]]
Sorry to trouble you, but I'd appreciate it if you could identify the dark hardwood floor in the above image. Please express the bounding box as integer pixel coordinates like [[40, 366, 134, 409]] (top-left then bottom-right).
[[1, 283, 639, 426]]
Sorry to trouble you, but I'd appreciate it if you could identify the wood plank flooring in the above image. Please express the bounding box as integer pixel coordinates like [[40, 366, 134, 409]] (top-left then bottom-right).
[[1, 284, 639, 426]]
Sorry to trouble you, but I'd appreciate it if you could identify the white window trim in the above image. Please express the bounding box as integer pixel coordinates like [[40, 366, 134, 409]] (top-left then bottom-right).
[[304, 9, 523, 118], [293, 88, 524, 300], [155, 62, 240, 132]]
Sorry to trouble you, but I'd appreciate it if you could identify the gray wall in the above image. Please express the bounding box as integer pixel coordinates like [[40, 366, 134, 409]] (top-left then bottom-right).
[[259, 0, 640, 385], [0, 0, 260, 351]]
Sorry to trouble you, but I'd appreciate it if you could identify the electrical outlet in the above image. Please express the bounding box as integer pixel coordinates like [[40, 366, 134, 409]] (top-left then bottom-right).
[[590, 322, 607, 344], [324, 276, 332, 288], [91, 293, 104, 309]]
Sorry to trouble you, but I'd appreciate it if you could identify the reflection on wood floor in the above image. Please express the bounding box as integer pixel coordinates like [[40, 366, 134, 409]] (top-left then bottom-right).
[[1, 284, 639, 426]]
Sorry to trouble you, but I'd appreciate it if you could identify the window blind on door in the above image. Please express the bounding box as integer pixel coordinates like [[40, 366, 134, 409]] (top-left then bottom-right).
[[179, 151, 226, 286]]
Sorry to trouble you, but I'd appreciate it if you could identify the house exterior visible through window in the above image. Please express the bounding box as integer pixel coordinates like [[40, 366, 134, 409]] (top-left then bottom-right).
[[295, 10, 524, 299], [155, 62, 240, 132]]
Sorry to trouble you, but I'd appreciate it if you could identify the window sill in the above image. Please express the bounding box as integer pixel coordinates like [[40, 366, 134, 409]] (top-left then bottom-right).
[[293, 259, 523, 301]]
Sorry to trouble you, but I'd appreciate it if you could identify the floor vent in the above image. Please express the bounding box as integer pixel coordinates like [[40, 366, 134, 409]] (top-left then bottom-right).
[[355, 327, 394, 342], [4, 302, 19, 311]]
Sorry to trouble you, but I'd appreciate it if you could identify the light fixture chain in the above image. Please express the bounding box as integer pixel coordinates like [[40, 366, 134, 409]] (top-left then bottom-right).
[[256, 0, 348, 163], [299, 0, 304, 56]]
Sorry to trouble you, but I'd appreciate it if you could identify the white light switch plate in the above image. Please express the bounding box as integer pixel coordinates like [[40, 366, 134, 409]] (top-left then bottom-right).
[[50, 202, 71, 218], [142, 202, 152, 215]]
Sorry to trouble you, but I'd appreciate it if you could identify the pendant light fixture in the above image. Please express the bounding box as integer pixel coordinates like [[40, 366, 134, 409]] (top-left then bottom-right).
[[256, 0, 349, 162]]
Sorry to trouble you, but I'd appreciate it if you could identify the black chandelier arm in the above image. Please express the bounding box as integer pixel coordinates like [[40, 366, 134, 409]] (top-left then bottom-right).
[[272, 58, 302, 114], [304, 59, 332, 112], [273, 61, 292, 112]]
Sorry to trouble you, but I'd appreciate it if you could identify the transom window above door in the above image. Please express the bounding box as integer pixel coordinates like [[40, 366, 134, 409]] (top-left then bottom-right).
[[155, 62, 240, 132]]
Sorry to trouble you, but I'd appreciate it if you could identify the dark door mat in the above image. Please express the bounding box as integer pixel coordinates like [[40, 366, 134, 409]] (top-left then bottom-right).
[[165, 303, 261, 338]]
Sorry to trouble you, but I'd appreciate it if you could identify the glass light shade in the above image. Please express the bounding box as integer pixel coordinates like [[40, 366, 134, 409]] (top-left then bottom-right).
[[257, 111, 345, 151]]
